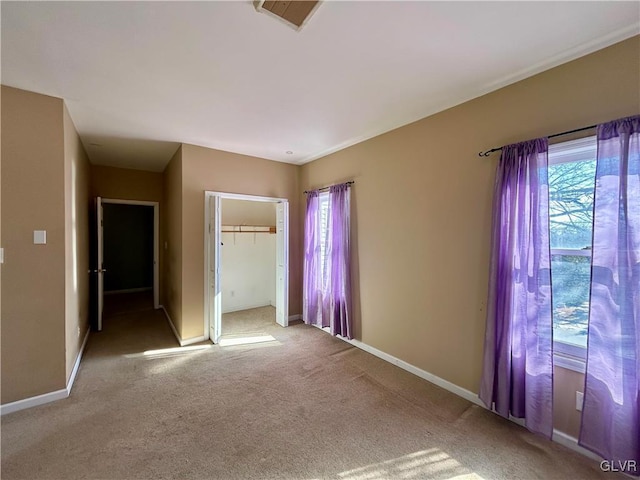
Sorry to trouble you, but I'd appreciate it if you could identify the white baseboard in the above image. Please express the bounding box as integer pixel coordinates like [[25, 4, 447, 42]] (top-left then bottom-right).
[[160, 305, 209, 347], [222, 301, 272, 314], [324, 327, 604, 465], [552, 430, 602, 462], [66, 328, 90, 395], [336, 333, 483, 407], [160, 305, 182, 345], [1, 326, 91, 416], [0, 389, 68, 416], [180, 335, 208, 346], [288, 314, 302, 322]]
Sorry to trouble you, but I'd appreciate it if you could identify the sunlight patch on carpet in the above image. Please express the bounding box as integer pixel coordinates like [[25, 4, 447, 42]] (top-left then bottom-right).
[[218, 334, 278, 347], [337, 448, 484, 480], [124, 345, 212, 359]]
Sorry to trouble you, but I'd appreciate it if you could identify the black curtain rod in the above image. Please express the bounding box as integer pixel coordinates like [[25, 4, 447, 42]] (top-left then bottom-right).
[[304, 181, 354, 194], [478, 123, 597, 157]]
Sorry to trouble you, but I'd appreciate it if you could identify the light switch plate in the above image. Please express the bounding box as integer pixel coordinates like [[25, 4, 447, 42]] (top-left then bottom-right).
[[34, 230, 47, 244]]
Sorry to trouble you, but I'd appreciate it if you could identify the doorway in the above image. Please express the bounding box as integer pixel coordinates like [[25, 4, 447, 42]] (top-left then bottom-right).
[[103, 202, 154, 316], [220, 199, 277, 340], [204, 192, 289, 344], [93, 198, 159, 331]]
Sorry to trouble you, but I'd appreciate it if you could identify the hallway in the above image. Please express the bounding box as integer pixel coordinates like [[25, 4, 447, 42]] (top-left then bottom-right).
[[103, 290, 155, 318]]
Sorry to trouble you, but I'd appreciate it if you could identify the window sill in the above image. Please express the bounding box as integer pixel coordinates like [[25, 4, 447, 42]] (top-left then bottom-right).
[[553, 352, 586, 374]]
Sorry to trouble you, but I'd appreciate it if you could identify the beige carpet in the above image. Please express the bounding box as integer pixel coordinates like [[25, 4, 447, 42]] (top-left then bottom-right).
[[1, 302, 620, 480], [103, 290, 154, 318], [221, 305, 278, 338]]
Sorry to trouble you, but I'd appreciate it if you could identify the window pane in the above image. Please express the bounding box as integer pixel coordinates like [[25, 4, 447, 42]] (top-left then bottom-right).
[[319, 193, 329, 286], [551, 254, 590, 348], [548, 159, 596, 249]]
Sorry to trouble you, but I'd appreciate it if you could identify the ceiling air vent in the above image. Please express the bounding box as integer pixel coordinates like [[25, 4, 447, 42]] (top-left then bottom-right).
[[254, 1, 321, 31]]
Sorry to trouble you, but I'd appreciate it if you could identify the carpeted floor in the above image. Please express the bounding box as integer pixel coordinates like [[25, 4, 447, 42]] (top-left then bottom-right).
[[103, 290, 155, 318], [1, 300, 621, 479], [221, 305, 278, 338]]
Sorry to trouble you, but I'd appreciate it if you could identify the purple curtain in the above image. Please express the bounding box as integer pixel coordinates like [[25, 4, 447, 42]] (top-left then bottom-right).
[[324, 184, 352, 338], [303, 184, 353, 339], [580, 115, 640, 474], [479, 138, 554, 438], [303, 190, 322, 327]]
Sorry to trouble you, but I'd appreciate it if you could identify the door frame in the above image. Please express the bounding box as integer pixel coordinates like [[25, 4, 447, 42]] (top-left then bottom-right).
[[204, 191, 289, 343], [101, 198, 160, 309]]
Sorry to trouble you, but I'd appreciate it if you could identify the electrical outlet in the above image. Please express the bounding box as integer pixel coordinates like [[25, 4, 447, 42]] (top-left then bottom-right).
[[576, 391, 584, 411]]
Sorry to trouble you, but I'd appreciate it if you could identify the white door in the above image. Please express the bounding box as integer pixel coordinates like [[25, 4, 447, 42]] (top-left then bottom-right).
[[209, 195, 222, 343], [97, 197, 104, 331], [275, 202, 289, 327]]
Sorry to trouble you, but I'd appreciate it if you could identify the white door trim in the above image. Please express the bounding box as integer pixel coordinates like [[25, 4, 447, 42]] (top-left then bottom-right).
[[204, 191, 289, 343], [206, 191, 287, 203], [275, 201, 289, 327], [97, 197, 104, 331], [101, 198, 160, 309]]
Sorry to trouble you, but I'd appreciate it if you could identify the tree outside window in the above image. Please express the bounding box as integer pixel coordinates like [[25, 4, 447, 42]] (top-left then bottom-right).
[[548, 137, 597, 351]]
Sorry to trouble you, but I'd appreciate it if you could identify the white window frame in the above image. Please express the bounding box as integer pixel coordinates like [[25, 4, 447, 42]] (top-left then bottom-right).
[[548, 135, 597, 372], [319, 192, 330, 287]]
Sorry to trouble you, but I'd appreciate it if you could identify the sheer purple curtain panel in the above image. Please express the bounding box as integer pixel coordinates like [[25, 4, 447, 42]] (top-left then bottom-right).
[[303, 183, 353, 339], [303, 190, 322, 327], [325, 184, 352, 339], [579, 115, 640, 474], [479, 138, 554, 438]]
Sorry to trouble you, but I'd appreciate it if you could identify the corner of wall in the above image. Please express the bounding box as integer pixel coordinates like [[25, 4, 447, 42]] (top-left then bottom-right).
[[62, 102, 91, 382], [161, 145, 183, 337]]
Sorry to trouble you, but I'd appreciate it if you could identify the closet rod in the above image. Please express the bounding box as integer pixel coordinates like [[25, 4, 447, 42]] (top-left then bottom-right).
[[478, 123, 597, 157], [221, 226, 276, 234], [221, 230, 275, 234]]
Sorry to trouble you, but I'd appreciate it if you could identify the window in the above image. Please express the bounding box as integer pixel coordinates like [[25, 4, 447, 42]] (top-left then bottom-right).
[[548, 136, 597, 360], [318, 192, 330, 286], [303, 183, 353, 338]]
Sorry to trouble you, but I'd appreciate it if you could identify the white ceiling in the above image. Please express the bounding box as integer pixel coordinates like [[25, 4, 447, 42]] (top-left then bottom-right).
[[2, 1, 638, 172]]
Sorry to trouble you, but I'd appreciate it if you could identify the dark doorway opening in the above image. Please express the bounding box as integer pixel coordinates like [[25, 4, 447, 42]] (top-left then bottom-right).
[[102, 204, 154, 318]]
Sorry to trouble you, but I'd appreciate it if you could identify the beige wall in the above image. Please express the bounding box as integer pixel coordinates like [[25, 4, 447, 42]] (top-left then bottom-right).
[[1, 87, 3, 351], [1, 86, 67, 403], [179, 143, 301, 339], [299, 35, 640, 425], [90, 164, 166, 304], [90, 164, 163, 203], [63, 104, 91, 381], [222, 199, 277, 226], [553, 366, 585, 438], [162, 147, 183, 333]]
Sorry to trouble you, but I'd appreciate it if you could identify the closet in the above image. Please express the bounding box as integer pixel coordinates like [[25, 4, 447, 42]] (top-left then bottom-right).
[[220, 199, 277, 314]]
